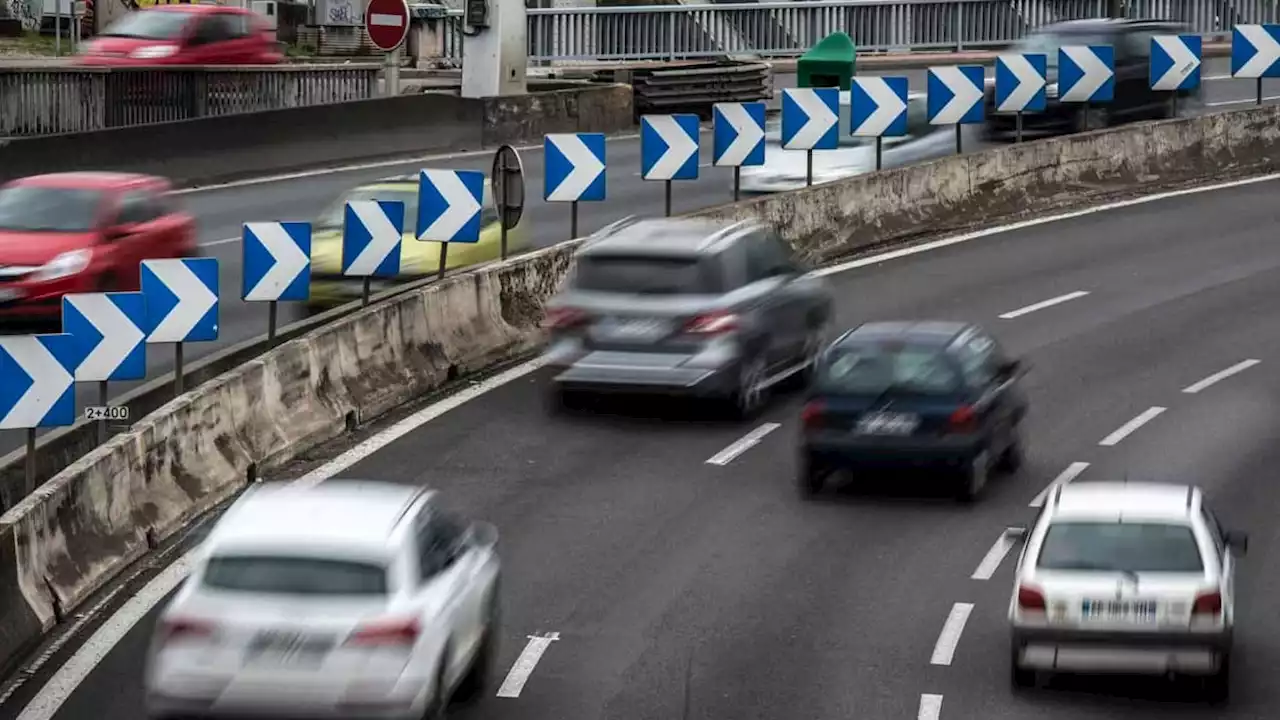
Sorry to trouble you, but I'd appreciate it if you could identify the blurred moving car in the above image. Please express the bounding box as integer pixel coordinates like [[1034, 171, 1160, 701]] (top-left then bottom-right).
[[1007, 482, 1245, 701], [0, 172, 196, 323], [78, 5, 282, 66], [541, 217, 833, 418], [797, 321, 1028, 500], [740, 90, 954, 194], [307, 175, 527, 313], [983, 19, 1204, 139], [145, 479, 501, 720]]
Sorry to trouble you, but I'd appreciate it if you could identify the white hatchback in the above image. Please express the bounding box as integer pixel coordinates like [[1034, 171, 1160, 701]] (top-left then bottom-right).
[[144, 479, 502, 720], [1005, 481, 1247, 701]]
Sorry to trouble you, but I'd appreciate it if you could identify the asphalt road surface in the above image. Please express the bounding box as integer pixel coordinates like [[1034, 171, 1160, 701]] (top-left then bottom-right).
[[6, 170, 1280, 720], [0, 59, 1274, 450]]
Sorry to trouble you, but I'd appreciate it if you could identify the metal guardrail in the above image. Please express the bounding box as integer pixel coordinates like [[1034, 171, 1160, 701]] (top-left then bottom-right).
[[438, 0, 1273, 64], [0, 65, 379, 137]]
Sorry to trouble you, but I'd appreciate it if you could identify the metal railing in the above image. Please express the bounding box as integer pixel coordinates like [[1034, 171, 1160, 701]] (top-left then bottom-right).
[[1, 65, 379, 137], [439, 0, 1275, 64]]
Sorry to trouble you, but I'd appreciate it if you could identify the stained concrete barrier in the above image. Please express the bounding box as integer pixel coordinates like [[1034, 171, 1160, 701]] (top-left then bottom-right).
[[3, 103, 1280, 677]]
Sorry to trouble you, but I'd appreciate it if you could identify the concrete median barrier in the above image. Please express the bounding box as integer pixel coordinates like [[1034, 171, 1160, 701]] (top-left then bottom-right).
[[3, 102, 1280, 678]]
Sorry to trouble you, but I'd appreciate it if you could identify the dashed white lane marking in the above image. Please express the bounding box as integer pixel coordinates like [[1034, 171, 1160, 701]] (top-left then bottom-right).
[[198, 237, 239, 249], [1029, 461, 1091, 508], [998, 290, 1090, 320], [496, 632, 561, 698], [1182, 359, 1261, 394], [705, 423, 782, 465], [1099, 406, 1167, 447], [930, 603, 974, 666], [918, 693, 944, 720], [971, 533, 1017, 580]]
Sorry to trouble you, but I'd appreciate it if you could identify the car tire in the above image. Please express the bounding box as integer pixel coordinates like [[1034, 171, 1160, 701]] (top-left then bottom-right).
[[1204, 653, 1231, 703], [728, 355, 767, 420], [1076, 106, 1109, 132], [789, 326, 825, 389], [545, 385, 580, 414], [956, 450, 990, 502], [1010, 646, 1036, 690], [453, 598, 499, 703], [996, 429, 1024, 474], [423, 656, 449, 720], [797, 453, 827, 498]]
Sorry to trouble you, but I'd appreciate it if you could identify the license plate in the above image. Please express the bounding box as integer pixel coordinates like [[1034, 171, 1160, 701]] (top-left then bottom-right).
[[601, 317, 667, 340], [246, 630, 333, 666], [1082, 599, 1157, 622], [855, 412, 919, 435]]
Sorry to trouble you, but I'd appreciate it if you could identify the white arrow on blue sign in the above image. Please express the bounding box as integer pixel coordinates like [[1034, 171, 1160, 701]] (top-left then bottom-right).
[[1059, 46, 1115, 103], [1232, 24, 1280, 78], [927, 66, 985, 125], [1150, 35, 1201, 91], [712, 102, 766, 167], [142, 258, 219, 344], [342, 200, 405, 277], [416, 169, 484, 243], [242, 222, 311, 302], [0, 333, 83, 430], [62, 292, 146, 382], [641, 114, 701, 181], [851, 76, 908, 137], [995, 54, 1047, 113], [545, 133, 607, 202], [781, 87, 839, 150]]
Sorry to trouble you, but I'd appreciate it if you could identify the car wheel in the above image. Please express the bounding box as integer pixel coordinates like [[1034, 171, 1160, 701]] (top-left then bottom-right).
[[1076, 106, 1109, 132], [797, 453, 827, 498], [956, 450, 990, 502], [423, 656, 449, 720], [545, 385, 580, 414], [453, 595, 500, 703], [1204, 653, 1231, 703], [729, 355, 767, 420], [1010, 646, 1036, 690], [790, 327, 825, 388], [996, 428, 1024, 474]]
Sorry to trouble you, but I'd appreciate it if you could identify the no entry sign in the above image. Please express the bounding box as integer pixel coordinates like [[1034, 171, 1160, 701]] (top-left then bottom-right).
[[365, 0, 410, 52]]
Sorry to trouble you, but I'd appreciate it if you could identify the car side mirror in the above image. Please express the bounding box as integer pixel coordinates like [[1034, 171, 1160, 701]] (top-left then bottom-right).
[[1004, 524, 1029, 542], [1225, 530, 1248, 556]]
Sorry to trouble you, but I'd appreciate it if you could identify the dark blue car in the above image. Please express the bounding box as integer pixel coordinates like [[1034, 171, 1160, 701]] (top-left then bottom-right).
[[797, 321, 1028, 502]]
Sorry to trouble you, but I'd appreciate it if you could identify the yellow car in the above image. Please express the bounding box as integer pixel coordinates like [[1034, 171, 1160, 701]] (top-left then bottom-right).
[[306, 174, 529, 311]]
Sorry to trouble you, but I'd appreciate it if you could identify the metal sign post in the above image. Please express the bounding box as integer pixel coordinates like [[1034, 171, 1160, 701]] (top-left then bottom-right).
[[491, 145, 526, 260], [365, 0, 410, 96]]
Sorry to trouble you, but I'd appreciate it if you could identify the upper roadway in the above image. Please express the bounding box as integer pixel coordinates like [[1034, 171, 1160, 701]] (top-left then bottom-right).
[[6, 162, 1280, 720]]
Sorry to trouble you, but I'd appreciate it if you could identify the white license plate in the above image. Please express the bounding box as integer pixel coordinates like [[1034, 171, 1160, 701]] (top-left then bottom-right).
[[1082, 599, 1157, 622], [602, 317, 667, 340], [246, 631, 333, 666], [855, 412, 919, 435]]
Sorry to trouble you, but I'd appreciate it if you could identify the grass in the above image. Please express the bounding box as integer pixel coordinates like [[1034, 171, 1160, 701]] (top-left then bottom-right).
[[0, 31, 62, 57]]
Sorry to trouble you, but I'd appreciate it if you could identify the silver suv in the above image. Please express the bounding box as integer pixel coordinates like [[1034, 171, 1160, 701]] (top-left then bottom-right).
[[541, 217, 833, 418]]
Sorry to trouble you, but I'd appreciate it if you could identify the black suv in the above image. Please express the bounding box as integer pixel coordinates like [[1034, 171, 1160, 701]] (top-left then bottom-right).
[[984, 18, 1204, 139]]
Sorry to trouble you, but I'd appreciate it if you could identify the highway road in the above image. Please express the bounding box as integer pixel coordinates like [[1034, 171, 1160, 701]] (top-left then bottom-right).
[[6, 171, 1280, 720]]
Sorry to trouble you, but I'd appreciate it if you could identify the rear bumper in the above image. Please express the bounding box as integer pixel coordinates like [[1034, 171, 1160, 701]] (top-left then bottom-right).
[[1011, 624, 1232, 675], [545, 344, 742, 398], [803, 432, 984, 469], [147, 692, 421, 720]]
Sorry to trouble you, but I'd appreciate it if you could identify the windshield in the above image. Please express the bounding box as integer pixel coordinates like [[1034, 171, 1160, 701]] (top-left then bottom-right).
[[815, 343, 963, 395], [1016, 31, 1112, 68], [764, 114, 872, 149], [1037, 521, 1205, 573], [101, 10, 192, 40], [572, 255, 723, 295], [0, 186, 104, 232], [202, 555, 388, 596], [316, 187, 497, 231]]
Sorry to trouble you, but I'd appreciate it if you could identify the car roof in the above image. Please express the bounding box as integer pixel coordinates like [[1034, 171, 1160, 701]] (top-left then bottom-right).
[[580, 217, 753, 258], [836, 321, 973, 348], [6, 172, 159, 190], [1040, 18, 1181, 33], [206, 479, 432, 559], [1048, 481, 1200, 522], [150, 3, 244, 14], [352, 174, 496, 207]]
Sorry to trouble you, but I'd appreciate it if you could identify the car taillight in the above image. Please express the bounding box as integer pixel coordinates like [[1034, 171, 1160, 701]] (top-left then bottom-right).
[[948, 405, 977, 433], [1193, 590, 1223, 616], [1017, 585, 1046, 611], [684, 311, 739, 335], [158, 616, 216, 643], [346, 617, 421, 647], [543, 307, 586, 330], [801, 400, 825, 428]]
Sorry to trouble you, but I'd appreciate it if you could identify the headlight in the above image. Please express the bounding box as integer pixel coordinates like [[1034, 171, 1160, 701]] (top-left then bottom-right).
[[129, 45, 178, 59], [32, 250, 91, 282]]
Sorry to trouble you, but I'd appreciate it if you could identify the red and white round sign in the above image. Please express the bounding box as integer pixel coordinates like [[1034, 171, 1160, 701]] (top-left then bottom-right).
[[364, 0, 410, 52]]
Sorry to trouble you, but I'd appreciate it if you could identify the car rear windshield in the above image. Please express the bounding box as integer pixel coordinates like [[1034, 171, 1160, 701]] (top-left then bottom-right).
[[1037, 521, 1205, 573], [814, 343, 962, 395], [101, 10, 193, 40], [573, 255, 723, 295], [201, 555, 389, 596], [315, 188, 498, 231], [1016, 31, 1113, 68], [0, 186, 103, 233]]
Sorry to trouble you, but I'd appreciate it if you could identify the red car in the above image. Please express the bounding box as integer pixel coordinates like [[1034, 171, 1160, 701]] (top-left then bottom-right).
[[0, 173, 197, 322], [77, 5, 282, 66]]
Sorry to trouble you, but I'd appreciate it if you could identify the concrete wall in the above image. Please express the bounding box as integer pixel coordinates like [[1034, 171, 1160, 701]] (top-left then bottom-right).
[[3, 103, 1280, 677]]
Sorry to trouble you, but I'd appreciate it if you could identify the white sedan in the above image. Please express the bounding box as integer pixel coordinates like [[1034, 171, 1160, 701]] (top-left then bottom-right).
[[145, 479, 501, 720]]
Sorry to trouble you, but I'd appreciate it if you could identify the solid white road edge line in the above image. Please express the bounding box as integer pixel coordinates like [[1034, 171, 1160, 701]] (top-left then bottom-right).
[[929, 603, 974, 666], [917, 693, 944, 720], [1029, 461, 1091, 508], [16, 164, 1280, 716], [1098, 406, 1167, 447], [705, 422, 782, 465], [997, 290, 1090, 320], [971, 533, 1016, 580], [495, 632, 561, 699], [1182, 359, 1261, 394]]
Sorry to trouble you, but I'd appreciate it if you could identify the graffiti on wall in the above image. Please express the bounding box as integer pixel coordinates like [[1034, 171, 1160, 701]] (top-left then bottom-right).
[[325, 0, 357, 25], [8, 0, 42, 30]]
